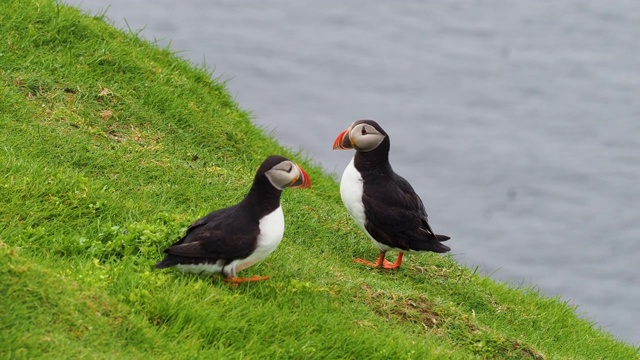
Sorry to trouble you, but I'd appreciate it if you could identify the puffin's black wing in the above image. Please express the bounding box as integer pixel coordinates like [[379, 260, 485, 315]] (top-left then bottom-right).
[[155, 205, 259, 267], [362, 173, 450, 253], [184, 206, 233, 236]]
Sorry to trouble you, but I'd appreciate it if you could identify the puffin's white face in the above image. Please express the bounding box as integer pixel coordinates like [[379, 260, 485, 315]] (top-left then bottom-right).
[[265, 160, 311, 190], [349, 123, 385, 151], [333, 121, 386, 152]]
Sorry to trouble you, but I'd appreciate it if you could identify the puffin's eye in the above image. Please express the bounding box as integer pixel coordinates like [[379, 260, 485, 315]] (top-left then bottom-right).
[[361, 126, 367, 135], [286, 164, 293, 173]]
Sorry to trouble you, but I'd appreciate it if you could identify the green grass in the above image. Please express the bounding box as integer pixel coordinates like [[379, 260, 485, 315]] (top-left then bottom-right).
[[1, 1, 638, 358]]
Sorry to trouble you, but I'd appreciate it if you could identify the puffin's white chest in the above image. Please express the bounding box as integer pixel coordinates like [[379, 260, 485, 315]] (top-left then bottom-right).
[[340, 158, 367, 231], [227, 206, 285, 275], [255, 206, 285, 254], [340, 158, 391, 251]]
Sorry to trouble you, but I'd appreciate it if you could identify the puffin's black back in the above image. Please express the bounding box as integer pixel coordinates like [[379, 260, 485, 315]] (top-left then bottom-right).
[[155, 155, 287, 268]]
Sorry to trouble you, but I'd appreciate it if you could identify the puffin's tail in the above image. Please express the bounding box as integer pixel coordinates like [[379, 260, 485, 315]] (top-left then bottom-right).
[[415, 234, 451, 253], [435, 234, 450, 242], [429, 240, 451, 253], [155, 255, 179, 269]]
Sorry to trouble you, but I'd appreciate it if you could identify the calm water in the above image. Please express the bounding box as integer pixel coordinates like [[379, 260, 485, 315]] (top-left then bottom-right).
[[71, 0, 640, 344]]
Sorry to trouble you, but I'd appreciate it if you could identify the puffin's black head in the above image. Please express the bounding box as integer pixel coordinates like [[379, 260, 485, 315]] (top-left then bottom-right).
[[332, 119, 389, 153], [258, 155, 311, 190]]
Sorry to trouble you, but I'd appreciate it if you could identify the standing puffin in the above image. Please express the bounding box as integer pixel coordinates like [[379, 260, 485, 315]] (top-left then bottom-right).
[[155, 155, 311, 284], [332, 120, 450, 269]]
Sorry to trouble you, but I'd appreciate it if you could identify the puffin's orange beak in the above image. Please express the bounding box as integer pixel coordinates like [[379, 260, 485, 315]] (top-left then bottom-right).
[[290, 164, 311, 189], [332, 128, 353, 150]]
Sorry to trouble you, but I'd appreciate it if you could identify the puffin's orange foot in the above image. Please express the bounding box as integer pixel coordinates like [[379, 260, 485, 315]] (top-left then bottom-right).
[[354, 252, 403, 270], [382, 252, 404, 270], [223, 275, 270, 287], [353, 257, 379, 267], [353, 258, 398, 270], [380, 260, 401, 270]]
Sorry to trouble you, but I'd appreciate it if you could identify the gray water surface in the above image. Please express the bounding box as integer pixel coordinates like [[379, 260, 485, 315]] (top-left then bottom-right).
[[70, 0, 640, 344]]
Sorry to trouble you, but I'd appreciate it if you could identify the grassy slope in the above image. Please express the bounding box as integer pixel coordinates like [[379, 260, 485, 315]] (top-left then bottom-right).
[[0, 1, 637, 359]]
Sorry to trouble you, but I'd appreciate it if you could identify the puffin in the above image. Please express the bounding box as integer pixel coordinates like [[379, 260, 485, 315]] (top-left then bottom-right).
[[155, 155, 311, 285], [332, 120, 450, 269]]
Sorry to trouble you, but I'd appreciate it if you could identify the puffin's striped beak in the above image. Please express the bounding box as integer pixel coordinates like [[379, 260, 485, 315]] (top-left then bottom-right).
[[289, 164, 312, 189], [332, 128, 353, 150]]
